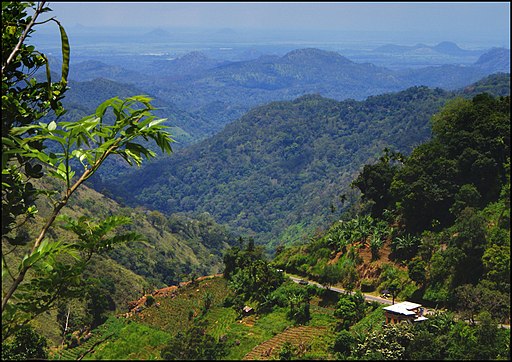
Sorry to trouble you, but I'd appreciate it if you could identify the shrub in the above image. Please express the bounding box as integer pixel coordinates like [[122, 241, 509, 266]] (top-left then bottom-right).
[[360, 278, 376, 292]]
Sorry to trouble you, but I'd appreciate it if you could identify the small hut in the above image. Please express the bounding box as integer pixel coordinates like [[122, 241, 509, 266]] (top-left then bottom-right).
[[383, 301, 428, 324]]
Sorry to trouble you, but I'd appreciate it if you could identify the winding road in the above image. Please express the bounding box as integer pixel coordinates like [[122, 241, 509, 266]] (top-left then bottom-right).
[[288, 275, 510, 329], [288, 275, 393, 305]]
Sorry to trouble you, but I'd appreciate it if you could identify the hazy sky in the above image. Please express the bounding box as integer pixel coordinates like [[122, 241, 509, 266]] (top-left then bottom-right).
[[44, 1, 510, 46]]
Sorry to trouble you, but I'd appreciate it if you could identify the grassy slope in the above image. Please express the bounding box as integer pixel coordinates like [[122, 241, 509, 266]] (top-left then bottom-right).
[[72, 276, 338, 360], [2, 177, 232, 346]]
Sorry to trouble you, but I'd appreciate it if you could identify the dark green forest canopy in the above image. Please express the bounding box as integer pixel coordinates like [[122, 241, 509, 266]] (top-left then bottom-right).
[[274, 92, 510, 322], [352, 92, 510, 232], [103, 74, 509, 249]]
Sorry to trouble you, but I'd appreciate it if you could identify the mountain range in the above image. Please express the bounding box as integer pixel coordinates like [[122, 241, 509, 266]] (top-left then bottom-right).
[[373, 41, 484, 57], [61, 46, 509, 146], [102, 73, 510, 249]]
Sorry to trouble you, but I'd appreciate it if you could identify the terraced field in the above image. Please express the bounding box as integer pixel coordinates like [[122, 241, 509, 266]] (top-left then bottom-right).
[[243, 325, 328, 360], [51, 317, 126, 360]]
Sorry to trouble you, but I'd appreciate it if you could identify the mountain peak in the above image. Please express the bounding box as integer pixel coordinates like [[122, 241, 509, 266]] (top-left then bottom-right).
[[433, 41, 462, 52], [145, 27, 171, 39], [281, 48, 352, 64], [474, 47, 510, 72]]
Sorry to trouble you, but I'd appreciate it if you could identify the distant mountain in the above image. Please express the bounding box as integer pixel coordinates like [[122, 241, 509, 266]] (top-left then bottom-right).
[[134, 47, 508, 135], [432, 41, 482, 56], [373, 43, 426, 53], [69, 60, 146, 83], [138, 48, 405, 123], [474, 47, 510, 73], [397, 48, 510, 89], [148, 51, 230, 80], [60, 48, 509, 160], [373, 41, 484, 57], [144, 27, 172, 41]]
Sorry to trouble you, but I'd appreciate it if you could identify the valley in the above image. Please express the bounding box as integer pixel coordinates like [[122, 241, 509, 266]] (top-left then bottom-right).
[[2, 2, 510, 360]]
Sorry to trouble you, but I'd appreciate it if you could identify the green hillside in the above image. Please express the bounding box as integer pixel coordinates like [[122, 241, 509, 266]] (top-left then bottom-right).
[[104, 74, 510, 250], [61, 78, 217, 144], [274, 92, 510, 319], [2, 3, 510, 359], [2, 177, 236, 346]]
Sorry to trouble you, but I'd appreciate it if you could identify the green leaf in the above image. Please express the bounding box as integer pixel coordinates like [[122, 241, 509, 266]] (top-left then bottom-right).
[[41, 53, 52, 99], [57, 21, 70, 84], [95, 97, 118, 119]]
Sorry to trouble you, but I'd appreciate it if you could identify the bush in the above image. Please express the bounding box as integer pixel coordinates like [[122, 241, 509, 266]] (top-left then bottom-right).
[[360, 278, 376, 292], [2, 325, 48, 360], [145, 295, 155, 307]]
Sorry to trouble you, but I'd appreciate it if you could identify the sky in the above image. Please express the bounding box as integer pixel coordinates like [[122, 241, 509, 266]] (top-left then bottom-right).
[[42, 1, 510, 47]]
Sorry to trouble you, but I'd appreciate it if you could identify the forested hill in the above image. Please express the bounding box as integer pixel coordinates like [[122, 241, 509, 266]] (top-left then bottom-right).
[[60, 78, 216, 144], [54, 47, 509, 149], [10, 176, 235, 304], [137, 47, 508, 132], [104, 73, 509, 249]]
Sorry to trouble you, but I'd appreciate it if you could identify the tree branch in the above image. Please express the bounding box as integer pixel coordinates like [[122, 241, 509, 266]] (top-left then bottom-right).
[[1, 1, 47, 74], [2, 140, 121, 313]]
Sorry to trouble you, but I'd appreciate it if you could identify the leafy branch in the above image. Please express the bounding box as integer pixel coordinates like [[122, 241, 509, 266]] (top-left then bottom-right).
[[2, 95, 174, 334]]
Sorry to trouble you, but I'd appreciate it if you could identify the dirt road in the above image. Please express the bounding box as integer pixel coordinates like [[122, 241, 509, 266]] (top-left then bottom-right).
[[290, 275, 398, 305]]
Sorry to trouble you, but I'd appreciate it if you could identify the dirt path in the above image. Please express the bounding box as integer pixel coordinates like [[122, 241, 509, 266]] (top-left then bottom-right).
[[288, 275, 393, 305]]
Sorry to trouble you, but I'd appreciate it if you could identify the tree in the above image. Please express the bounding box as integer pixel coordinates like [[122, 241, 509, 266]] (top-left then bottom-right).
[[387, 280, 401, 305], [160, 320, 227, 360], [318, 263, 342, 290], [354, 323, 414, 360], [1, 325, 48, 360], [85, 277, 116, 328], [473, 311, 509, 360], [334, 291, 366, 330], [2, 1, 69, 238], [408, 257, 427, 286], [2, 2, 173, 338], [352, 148, 401, 218], [278, 341, 295, 360], [391, 94, 510, 233], [449, 183, 481, 217], [331, 329, 354, 357], [286, 289, 311, 325], [449, 207, 487, 285]]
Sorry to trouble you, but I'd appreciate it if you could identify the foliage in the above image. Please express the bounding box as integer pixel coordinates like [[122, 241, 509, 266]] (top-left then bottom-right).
[[333, 291, 366, 330], [318, 263, 343, 289], [2, 0, 69, 239], [223, 238, 286, 307], [2, 326, 48, 361], [1, 324, 48, 360], [407, 257, 427, 286], [352, 148, 403, 218], [160, 320, 228, 360], [2, 1, 173, 339], [391, 94, 509, 233], [454, 282, 510, 324], [331, 329, 354, 357], [104, 86, 451, 248], [278, 341, 295, 360], [354, 322, 415, 360], [403, 311, 510, 360]]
